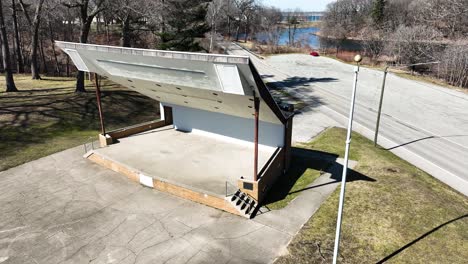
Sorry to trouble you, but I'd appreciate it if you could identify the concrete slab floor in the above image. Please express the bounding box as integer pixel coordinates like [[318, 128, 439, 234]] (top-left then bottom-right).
[[93, 127, 275, 196], [0, 136, 346, 264]]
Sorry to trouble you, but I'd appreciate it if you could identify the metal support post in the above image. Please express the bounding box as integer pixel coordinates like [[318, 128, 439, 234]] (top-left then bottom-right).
[[374, 66, 388, 147], [253, 94, 260, 182], [332, 63, 360, 264], [93, 73, 106, 135]]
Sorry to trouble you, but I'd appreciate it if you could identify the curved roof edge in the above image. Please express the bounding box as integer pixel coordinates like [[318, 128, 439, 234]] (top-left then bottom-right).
[[55, 41, 250, 65], [248, 61, 290, 124]]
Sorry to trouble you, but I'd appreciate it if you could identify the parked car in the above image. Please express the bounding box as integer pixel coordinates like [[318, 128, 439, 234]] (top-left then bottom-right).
[[310, 51, 320, 57]]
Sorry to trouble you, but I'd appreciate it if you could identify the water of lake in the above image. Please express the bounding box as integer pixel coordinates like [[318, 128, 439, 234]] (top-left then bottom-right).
[[257, 27, 321, 47], [241, 27, 364, 51]]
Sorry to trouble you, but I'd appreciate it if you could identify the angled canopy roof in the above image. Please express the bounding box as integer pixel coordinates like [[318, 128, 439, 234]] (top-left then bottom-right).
[[55, 41, 288, 124]]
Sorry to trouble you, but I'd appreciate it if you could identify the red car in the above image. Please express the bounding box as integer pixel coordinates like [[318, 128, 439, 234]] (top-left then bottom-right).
[[310, 51, 320, 57]]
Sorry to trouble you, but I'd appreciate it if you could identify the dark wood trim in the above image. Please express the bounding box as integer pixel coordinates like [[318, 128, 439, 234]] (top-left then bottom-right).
[[254, 95, 260, 181], [163, 105, 173, 125], [248, 61, 287, 124], [283, 117, 293, 171], [107, 120, 167, 139], [93, 73, 106, 135]]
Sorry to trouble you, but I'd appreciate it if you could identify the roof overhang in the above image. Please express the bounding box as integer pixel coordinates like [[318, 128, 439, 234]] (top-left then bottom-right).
[[55, 41, 288, 124]]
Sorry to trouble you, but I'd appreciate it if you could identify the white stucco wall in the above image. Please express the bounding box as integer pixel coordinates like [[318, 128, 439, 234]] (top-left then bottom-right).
[[165, 104, 285, 148]]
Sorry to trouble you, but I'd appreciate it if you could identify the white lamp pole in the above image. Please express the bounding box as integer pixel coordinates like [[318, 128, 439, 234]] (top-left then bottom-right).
[[332, 54, 362, 264]]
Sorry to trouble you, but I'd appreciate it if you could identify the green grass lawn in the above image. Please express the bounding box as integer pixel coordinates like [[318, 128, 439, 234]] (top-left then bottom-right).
[[263, 148, 333, 210], [275, 127, 468, 264], [0, 75, 160, 171]]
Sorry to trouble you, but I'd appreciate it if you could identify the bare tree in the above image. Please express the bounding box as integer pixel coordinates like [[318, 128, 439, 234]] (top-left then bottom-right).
[[388, 25, 443, 65], [322, 0, 373, 38], [411, 0, 468, 38], [439, 42, 468, 88], [0, 0, 17, 91], [19, 0, 46, 80], [233, 0, 254, 41], [359, 26, 386, 61], [259, 6, 282, 53], [10, 0, 24, 73], [63, 0, 106, 92], [107, 0, 149, 47], [285, 9, 302, 47], [207, 0, 224, 52], [45, 9, 62, 76]]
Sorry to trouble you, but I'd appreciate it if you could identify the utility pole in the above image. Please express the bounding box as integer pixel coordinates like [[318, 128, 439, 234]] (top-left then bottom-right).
[[374, 66, 388, 147], [332, 54, 362, 264], [373, 61, 439, 147]]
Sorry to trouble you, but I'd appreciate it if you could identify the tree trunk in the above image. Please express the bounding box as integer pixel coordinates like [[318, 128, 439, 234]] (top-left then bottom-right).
[[104, 16, 110, 44], [160, 0, 165, 34], [227, 16, 231, 40], [75, 70, 85, 92], [30, 26, 41, 79], [292, 24, 297, 47], [48, 17, 60, 75], [235, 23, 240, 41], [209, 18, 215, 52], [244, 17, 248, 43], [66, 56, 70, 77], [96, 13, 100, 33], [19, 0, 45, 80], [40, 39, 48, 74], [75, 19, 92, 93], [11, 0, 24, 73], [0, 0, 17, 91], [121, 15, 131, 47]]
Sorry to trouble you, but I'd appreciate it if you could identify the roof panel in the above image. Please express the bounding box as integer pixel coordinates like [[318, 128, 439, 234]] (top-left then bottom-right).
[[55, 41, 287, 124]]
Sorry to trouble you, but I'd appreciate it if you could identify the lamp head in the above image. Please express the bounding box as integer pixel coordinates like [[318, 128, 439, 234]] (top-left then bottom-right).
[[354, 54, 362, 63]]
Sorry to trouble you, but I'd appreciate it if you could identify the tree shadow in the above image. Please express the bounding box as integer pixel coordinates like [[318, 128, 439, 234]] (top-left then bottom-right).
[[264, 76, 337, 114], [0, 84, 161, 158], [262, 147, 375, 206], [40, 77, 77, 82], [0, 87, 75, 94], [376, 214, 468, 263], [268, 76, 338, 90]]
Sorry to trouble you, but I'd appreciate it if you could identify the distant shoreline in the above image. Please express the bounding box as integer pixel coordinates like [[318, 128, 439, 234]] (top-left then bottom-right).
[[278, 21, 322, 29]]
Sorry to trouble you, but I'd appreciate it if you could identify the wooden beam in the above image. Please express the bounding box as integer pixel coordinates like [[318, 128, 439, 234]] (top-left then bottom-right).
[[93, 73, 106, 135], [254, 95, 260, 181], [107, 120, 167, 139]]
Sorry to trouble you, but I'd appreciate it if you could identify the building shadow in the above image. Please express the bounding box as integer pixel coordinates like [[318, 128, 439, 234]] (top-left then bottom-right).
[[262, 147, 375, 206], [376, 214, 468, 263]]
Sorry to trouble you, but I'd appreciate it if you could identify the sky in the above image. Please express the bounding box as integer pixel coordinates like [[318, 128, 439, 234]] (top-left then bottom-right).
[[263, 0, 336, 11]]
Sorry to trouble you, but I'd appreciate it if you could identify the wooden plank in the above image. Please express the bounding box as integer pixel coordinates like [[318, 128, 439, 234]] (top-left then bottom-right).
[[153, 179, 240, 215], [107, 119, 167, 139], [88, 153, 140, 183]]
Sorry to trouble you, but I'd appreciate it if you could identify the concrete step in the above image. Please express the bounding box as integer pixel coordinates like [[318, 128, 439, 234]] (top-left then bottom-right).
[[227, 189, 258, 218]]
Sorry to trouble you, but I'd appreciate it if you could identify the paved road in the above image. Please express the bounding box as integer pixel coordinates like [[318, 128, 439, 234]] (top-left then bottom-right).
[[223, 43, 468, 196]]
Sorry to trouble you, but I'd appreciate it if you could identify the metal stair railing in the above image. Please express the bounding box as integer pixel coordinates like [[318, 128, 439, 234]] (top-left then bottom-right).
[[83, 137, 96, 153], [225, 181, 239, 197]]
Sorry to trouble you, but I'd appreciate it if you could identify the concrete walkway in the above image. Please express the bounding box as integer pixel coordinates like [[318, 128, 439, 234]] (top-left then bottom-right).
[[0, 140, 347, 264]]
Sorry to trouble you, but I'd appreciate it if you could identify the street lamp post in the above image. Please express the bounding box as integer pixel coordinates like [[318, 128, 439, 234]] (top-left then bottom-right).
[[332, 54, 362, 264]]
